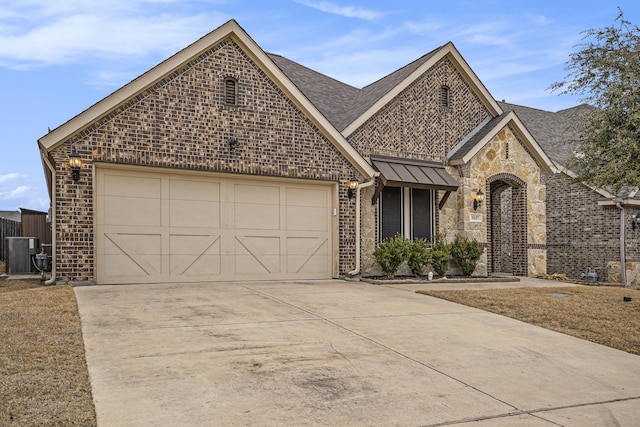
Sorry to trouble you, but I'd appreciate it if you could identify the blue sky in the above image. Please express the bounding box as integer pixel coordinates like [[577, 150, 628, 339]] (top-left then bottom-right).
[[1, 0, 638, 212]]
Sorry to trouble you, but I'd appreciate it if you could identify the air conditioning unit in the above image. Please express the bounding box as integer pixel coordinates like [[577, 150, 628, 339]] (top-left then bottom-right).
[[5, 237, 39, 274]]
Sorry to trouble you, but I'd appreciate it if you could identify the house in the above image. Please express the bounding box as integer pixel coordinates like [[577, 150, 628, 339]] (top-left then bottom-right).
[[499, 103, 640, 285], [37, 19, 637, 285]]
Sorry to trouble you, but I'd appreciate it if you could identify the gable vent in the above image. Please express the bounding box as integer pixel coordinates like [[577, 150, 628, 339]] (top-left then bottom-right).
[[440, 85, 451, 110], [224, 77, 237, 106]]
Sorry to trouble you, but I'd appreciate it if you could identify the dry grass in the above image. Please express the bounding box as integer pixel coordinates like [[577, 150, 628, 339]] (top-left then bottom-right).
[[0, 266, 96, 426], [418, 285, 640, 355]]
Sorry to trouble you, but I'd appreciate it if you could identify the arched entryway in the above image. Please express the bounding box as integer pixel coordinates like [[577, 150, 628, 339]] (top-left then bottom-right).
[[486, 174, 527, 276]]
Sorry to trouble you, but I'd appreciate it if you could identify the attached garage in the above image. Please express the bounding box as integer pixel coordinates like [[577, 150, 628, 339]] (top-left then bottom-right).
[[95, 166, 336, 284]]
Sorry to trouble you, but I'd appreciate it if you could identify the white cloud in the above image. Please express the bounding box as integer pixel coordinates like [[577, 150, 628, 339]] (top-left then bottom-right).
[[0, 185, 31, 200], [294, 0, 382, 20], [0, 173, 21, 183], [0, 1, 226, 69]]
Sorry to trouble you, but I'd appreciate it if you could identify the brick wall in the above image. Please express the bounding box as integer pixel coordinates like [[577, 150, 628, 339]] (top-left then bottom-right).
[[347, 57, 491, 162], [50, 39, 361, 282], [544, 172, 640, 282]]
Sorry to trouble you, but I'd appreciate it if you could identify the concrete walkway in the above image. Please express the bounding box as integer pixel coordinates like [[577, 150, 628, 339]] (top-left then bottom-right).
[[75, 279, 640, 426]]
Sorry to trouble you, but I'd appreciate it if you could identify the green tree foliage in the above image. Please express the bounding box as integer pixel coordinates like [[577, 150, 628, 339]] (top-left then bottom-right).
[[450, 235, 484, 276], [550, 9, 640, 192]]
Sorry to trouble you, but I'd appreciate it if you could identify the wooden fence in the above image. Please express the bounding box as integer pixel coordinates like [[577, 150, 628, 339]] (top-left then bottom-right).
[[0, 217, 21, 261]]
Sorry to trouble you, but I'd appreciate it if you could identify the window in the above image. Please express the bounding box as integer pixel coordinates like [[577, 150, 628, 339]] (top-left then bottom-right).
[[440, 85, 451, 110], [379, 187, 434, 242], [224, 77, 237, 105]]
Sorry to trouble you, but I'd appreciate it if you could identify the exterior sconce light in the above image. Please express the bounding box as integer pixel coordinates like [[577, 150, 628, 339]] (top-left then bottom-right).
[[69, 149, 81, 182], [347, 177, 359, 200], [227, 138, 238, 150], [472, 188, 485, 211], [632, 213, 640, 230]]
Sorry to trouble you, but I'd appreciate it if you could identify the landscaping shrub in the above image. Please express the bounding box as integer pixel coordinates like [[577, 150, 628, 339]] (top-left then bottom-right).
[[373, 234, 409, 278], [407, 238, 430, 277], [450, 234, 484, 276], [430, 233, 452, 276]]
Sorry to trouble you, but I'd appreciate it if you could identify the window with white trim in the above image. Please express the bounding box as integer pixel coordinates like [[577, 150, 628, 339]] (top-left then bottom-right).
[[379, 187, 434, 242]]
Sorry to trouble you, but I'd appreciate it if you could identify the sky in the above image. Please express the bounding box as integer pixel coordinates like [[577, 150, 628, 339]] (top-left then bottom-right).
[[1, 0, 638, 213]]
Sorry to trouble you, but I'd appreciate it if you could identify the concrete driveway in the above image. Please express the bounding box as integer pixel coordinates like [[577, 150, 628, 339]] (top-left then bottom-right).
[[75, 280, 640, 426]]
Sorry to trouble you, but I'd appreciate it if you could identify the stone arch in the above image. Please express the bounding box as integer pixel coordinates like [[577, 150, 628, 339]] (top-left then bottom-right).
[[486, 173, 528, 276]]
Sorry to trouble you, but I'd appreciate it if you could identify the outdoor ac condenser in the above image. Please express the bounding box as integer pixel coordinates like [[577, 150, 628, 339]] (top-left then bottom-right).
[[5, 237, 39, 274]]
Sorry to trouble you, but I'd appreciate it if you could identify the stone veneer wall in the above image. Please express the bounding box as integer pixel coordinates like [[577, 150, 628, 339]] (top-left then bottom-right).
[[349, 56, 492, 276], [544, 172, 640, 285], [50, 39, 361, 282], [465, 125, 547, 277]]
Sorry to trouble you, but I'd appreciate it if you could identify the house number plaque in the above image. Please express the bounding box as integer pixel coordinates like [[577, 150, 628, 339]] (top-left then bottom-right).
[[469, 213, 482, 223]]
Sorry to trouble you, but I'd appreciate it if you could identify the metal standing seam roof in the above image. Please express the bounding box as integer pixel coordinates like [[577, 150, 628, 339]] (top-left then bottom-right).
[[370, 155, 459, 192]]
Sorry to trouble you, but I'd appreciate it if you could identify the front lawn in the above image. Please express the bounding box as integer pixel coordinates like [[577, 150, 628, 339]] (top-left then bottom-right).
[[419, 285, 640, 355], [0, 263, 96, 426]]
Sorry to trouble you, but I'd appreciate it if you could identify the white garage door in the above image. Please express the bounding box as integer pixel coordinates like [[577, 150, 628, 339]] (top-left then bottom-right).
[[95, 167, 335, 284]]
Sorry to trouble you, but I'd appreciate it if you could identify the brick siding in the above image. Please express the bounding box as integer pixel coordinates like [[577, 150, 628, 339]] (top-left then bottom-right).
[[544, 172, 640, 281], [50, 39, 361, 282], [347, 57, 491, 162]]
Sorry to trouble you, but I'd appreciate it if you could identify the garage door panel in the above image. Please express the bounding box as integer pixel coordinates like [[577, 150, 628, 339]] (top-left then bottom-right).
[[170, 200, 221, 228], [233, 203, 280, 230], [169, 235, 221, 276], [286, 206, 327, 231], [104, 174, 161, 198], [97, 168, 333, 284], [286, 187, 327, 207], [104, 234, 162, 277], [170, 179, 220, 201], [235, 236, 281, 274], [104, 196, 161, 227], [286, 237, 328, 273], [233, 183, 280, 204]]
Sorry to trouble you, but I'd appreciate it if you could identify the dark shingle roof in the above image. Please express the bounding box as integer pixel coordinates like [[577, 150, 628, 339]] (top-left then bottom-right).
[[267, 53, 360, 130], [341, 46, 444, 129], [498, 101, 595, 166], [268, 46, 444, 131]]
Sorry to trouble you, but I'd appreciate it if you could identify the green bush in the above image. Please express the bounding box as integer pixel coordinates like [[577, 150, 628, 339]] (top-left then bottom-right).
[[407, 238, 430, 277], [373, 234, 409, 278], [430, 233, 452, 276], [450, 234, 484, 276]]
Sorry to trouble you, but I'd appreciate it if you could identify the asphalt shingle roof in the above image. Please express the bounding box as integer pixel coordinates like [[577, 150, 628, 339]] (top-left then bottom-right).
[[498, 102, 595, 166], [269, 46, 444, 131]]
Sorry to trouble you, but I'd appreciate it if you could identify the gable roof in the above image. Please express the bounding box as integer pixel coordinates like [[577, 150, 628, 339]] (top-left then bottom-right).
[[498, 102, 595, 166], [342, 42, 503, 136], [270, 42, 504, 135], [447, 111, 558, 174], [38, 20, 376, 179]]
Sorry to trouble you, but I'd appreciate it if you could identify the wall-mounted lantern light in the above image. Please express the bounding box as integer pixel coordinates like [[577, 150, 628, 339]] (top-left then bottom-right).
[[347, 177, 359, 200], [69, 149, 81, 182], [472, 188, 485, 211], [227, 138, 238, 150], [632, 213, 640, 230]]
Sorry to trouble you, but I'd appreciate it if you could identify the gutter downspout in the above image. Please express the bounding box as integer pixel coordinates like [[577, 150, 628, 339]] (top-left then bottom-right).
[[348, 176, 377, 277], [41, 153, 56, 285], [614, 199, 628, 287]]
